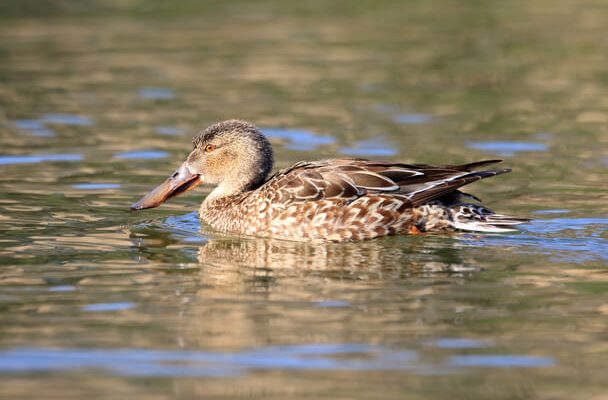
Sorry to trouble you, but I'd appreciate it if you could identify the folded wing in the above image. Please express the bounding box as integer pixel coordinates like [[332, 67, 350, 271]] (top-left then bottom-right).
[[262, 158, 509, 207]]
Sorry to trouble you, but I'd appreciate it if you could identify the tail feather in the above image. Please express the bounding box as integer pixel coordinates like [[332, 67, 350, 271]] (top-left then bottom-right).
[[453, 221, 521, 233], [409, 168, 511, 206], [449, 159, 503, 171], [484, 214, 531, 225], [451, 205, 529, 233]]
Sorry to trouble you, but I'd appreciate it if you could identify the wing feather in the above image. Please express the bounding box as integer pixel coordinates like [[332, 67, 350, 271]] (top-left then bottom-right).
[[259, 158, 509, 207]]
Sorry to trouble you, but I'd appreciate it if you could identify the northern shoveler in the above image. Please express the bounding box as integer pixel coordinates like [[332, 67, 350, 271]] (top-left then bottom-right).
[[131, 120, 528, 241]]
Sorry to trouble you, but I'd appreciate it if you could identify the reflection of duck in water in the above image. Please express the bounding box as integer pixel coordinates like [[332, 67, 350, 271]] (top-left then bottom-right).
[[131, 120, 527, 241], [129, 224, 472, 279]]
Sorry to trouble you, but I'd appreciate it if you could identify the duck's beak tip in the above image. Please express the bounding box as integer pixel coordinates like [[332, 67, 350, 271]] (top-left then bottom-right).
[[129, 201, 148, 211], [129, 193, 164, 211]]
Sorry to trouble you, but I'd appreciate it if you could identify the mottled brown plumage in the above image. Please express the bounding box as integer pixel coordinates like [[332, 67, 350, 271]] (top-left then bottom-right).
[[131, 120, 528, 242]]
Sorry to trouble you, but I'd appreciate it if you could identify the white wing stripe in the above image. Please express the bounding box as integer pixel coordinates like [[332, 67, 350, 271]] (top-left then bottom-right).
[[405, 172, 469, 199]]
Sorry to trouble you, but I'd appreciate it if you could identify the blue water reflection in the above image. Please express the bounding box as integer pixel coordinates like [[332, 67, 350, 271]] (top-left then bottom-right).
[[14, 119, 44, 130], [139, 88, 176, 100], [14, 119, 57, 137], [0, 154, 83, 165], [82, 303, 136, 312], [41, 114, 93, 125], [394, 113, 432, 124], [72, 183, 122, 189], [0, 344, 555, 377], [373, 104, 432, 125], [524, 218, 608, 234], [155, 126, 185, 136], [315, 300, 351, 308], [263, 128, 335, 151], [13, 114, 93, 137], [114, 150, 169, 159], [340, 138, 398, 157], [467, 141, 548, 156], [532, 209, 571, 215], [48, 286, 77, 292], [42, 114, 93, 126], [474, 218, 608, 262], [449, 355, 555, 368], [424, 338, 492, 349]]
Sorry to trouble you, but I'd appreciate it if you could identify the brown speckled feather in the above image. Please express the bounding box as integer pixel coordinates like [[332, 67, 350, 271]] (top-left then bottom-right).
[[199, 158, 520, 241]]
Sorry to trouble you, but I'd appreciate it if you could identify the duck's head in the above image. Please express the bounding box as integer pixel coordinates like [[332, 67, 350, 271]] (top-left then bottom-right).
[[131, 120, 274, 210]]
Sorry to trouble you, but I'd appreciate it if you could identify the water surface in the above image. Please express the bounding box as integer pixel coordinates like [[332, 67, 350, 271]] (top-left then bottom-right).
[[0, 1, 607, 399]]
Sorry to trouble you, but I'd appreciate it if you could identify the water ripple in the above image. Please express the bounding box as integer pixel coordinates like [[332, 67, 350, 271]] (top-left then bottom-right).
[[139, 88, 175, 100], [467, 141, 548, 156], [82, 302, 136, 312], [263, 128, 335, 151], [473, 218, 608, 262], [394, 113, 432, 124], [315, 300, 351, 308], [0, 154, 83, 165], [42, 114, 93, 126], [72, 183, 122, 190], [14, 119, 56, 137], [0, 344, 556, 377], [340, 138, 398, 157], [448, 355, 555, 368], [424, 338, 492, 349], [114, 150, 168, 159], [0, 345, 417, 377], [154, 126, 185, 136]]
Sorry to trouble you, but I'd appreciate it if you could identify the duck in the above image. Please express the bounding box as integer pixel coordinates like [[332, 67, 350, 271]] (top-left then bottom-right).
[[131, 120, 528, 242]]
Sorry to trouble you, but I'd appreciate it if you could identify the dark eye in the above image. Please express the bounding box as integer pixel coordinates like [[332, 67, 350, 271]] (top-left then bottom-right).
[[204, 144, 216, 153]]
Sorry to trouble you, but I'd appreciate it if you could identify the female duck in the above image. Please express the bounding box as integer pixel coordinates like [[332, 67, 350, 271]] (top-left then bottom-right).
[[131, 120, 527, 241]]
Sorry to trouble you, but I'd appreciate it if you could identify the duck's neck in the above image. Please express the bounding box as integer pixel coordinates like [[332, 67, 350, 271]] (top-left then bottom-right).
[[203, 183, 240, 203], [199, 154, 272, 231], [199, 186, 254, 233], [202, 176, 263, 204], [203, 154, 271, 205]]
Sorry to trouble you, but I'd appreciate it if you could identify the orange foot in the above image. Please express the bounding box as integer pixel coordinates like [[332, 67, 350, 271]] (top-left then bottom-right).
[[409, 225, 424, 235]]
